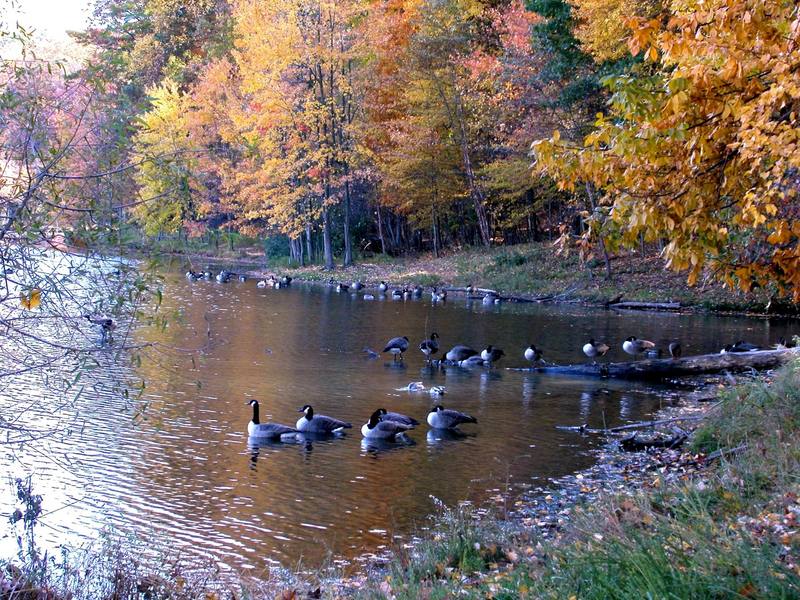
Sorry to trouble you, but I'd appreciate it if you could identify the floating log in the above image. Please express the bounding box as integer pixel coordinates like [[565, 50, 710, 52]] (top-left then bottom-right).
[[508, 348, 798, 380], [609, 301, 682, 311]]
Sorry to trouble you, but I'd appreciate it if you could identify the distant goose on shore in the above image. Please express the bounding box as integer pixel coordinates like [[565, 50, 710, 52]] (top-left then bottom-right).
[[524, 344, 543, 365], [669, 341, 682, 359], [257, 279, 267, 288], [85, 314, 116, 343], [427, 405, 477, 430], [363, 293, 375, 300], [419, 333, 440, 362], [362, 409, 414, 440], [352, 281, 365, 291], [482, 292, 499, 305], [336, 282, 349, 293], [378, 281, 389, 293], [446, 345, 478, 362], [202, 269, 213, 280], [281, 275, 292, 286], [480, 345, 505, 364], [431, 288, 447, 302], [238, 274, 247, 282], [582, 339, 609, 360], [412, 286, 423, 298], [622, 336, 656, 356], [383, 336, 410, 361], [186, 270, 202, 281], [775, 336, 797, 350], [391, 289, 403, 300], [296, 405, 352, 433], [247, 400, 299, 439]]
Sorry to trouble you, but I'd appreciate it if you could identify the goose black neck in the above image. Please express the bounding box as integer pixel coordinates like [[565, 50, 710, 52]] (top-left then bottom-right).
[[251, 402, 260, 424]]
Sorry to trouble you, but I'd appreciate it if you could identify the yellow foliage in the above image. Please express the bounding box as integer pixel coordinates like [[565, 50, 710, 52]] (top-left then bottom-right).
[[571, 0, 660, 61]]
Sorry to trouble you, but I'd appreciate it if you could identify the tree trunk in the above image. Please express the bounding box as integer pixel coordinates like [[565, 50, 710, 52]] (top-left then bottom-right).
[[376, 205, 387, 254], [343, 180, 353, 267], [432, 201, 439, 258], [585, 182, 612, 280], [305, 222, 313, 263], [322, 203, 334, 270]]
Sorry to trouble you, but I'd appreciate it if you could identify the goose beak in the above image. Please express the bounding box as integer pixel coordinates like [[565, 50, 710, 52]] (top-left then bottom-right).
[[297, 407, 305, 413]]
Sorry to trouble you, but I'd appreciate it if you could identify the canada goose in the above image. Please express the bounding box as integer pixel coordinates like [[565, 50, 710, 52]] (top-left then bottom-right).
[[256, 279, 267, 288], [378, 281, 389, 293], [216, 270, 233, 283], [419, 333, 440, 362], [482, 292, 498, 305], [402, 287, 412, 299], [361, 409, 413, 440], [582, 339, 609, 359], [363, 293, 375, 300], [431, 288, 447, 302], [247, 400, 299, 438], [445, 345, 478, 362], [524, 344, 543, 364], [85, 314, 116, 343], [622, 336, 656, 356], [281, 275, 292, 285], [427, 405, 477, 429], [238, 274, 247, 282], [352, 281, 365, 291], [202, 269, 213, 280], [412, 286, 423, 298], [480, 345, 505, 364], [668, 342, 682, 359], [186, 270, 202, 281], [466, 284, 475, 294], [376, 407, 419, 427], [391, 289, 403, 300], [296, 404, 352, 433], [396, 381, 426, 391], [720, 341, 761, 354], [429, 386, 446, 395], [459, 355, 485, 367], [383, 336, 410, 361], [775, 336, 797, 349], [336, 283, 349, 293]]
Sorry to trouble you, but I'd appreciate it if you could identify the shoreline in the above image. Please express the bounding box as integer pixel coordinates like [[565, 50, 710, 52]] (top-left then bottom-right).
[[152, 244, 800, 318]]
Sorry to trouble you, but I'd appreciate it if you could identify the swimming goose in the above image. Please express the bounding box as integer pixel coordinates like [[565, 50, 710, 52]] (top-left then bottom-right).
[[216, 270, 233, 283], [720, 341, 761, 353], [482, 292, 499, 305], [186, 270, 202, 281], [391, 289, 403, 300], [85, 314, 116, 343], [668, 341, 682, 359], [383, 336, 410, 361], [480, 345, 505, 364], [622, 336, 656, 356], [427, 405, 477, 429], [775, 336, 797, 350], [362, 409, 414, 440], [458, 355, 485, 367], [419, 333, 440, 362], [376, 407, 419, 427], [337, 282, 349, 293], [363, 293, 375, 300], [412, 286, 423, 298], [296, 405, 352, 433], [281, 275, 292, 285], [202, 269, 213, 280], [256, 279, 268, 288], [352, 281, 365, 291], [238, 274, 247, 282], [582, 339, 609, 359], [247, 400, 299, 438], [445, 345, 478, 362], [378, 281, 389, 293], [524, 344, 543, 364], [431, 288, 447, 302]]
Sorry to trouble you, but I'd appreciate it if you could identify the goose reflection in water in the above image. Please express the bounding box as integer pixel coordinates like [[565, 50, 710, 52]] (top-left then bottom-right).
[[247, 436, 304, 469], [360, 436, 416, 455], [426, 428, 474, 447]]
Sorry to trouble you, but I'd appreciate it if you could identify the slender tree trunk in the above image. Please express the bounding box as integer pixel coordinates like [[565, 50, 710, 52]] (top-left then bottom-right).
[[432, 202, 440, 258], [376, 205, 387, 254], [343, 180, 353, 266], [585, 182, 612, 280], [305, 222, 313, 263], [322, 187, 334, 270]]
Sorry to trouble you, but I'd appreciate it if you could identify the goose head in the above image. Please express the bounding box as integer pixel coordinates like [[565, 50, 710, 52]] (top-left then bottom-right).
[[298, 404, 314, 419], [247, 399, 260, 423], [367, 409, 384, 429]]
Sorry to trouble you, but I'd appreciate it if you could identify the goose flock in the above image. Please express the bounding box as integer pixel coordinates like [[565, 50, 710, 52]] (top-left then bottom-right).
[[247, 399, 476, 443]]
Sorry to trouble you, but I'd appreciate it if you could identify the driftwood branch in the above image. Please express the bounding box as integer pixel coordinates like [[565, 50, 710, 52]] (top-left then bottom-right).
[[556, 415, 705, 435], [509, 347, 799, 380], [609, 301, 682, 311]]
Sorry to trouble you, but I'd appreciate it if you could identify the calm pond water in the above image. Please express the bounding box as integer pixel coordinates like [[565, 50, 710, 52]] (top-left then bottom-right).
[[1, 262, 796, 571]]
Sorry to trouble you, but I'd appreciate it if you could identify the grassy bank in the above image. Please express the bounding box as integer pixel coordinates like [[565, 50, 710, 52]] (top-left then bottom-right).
[[4, 364, 799, 598], [349, 362, 800, 599], [146, 236, 782, 313]]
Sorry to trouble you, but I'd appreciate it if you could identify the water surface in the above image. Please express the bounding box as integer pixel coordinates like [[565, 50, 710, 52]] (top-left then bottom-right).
[[1, 264, 795, 570]]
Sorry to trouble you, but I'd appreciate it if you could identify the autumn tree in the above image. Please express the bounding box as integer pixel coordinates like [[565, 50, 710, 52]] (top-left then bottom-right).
[[534, 0, 800, 299]]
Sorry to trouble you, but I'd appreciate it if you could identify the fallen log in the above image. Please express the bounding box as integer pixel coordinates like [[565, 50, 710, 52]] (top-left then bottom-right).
[[620, 432, 687, 452], [609, 301, 682, 311], [508, 347, 799, 380]]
